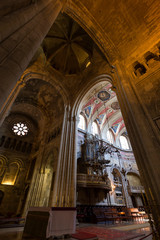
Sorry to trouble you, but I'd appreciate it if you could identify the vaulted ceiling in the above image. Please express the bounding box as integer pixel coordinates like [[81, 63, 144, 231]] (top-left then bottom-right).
[[66, 0, 160, 64], [81, 82, 126, 137], [42, 13, 94, 74]]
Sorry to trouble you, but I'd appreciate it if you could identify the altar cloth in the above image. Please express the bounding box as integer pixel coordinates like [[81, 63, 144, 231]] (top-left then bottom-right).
[[23, 207, 76, 238]]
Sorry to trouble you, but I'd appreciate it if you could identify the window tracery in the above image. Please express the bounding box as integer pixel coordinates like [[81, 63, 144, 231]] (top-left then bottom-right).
[[12, 122, 29, 136]]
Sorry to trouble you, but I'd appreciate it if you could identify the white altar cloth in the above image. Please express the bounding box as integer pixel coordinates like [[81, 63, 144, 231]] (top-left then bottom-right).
[[47, 207, 76, 237]]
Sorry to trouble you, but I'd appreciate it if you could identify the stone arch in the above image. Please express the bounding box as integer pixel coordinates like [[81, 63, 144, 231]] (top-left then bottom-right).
[[0, 155, 7, 177], [72, 75, 113, 118], [19, 71, 69, 108], [64, 2, 118, 63], [101, 111, 121, 137], [0, 65, 69, 127], [126, 171, 142, 187], [71, 76, 114, 155], [10, 158, 24, 169], [2, 161, 20, 185], [126, 170, 140, 176], [116, 127, 127, 139], [0, 155, 7, 166]]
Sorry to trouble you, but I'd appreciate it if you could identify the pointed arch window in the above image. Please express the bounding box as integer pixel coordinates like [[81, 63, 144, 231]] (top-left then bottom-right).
[[120, 135, 129, 150], [107, 129, 114, 144], [78, 114, 86, 130], [92, 122, 99, 136], [2, 162, 19, 185]]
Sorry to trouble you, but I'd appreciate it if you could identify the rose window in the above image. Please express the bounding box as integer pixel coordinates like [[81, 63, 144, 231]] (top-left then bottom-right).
[[12, 123, 29, 136]]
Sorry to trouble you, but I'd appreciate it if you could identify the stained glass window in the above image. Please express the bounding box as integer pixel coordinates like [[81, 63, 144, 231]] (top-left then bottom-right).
[[12, 123, 28, 136]]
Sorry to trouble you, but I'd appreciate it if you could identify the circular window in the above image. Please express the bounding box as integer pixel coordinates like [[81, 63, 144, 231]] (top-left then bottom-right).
[[12, 123, 29, 136]]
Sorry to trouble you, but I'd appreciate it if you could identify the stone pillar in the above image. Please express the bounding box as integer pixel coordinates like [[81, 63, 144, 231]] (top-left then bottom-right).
[[0, 0, 66, 114], [112, 63, 160, 235], [0, 77, 26, 126], [51, 105, 78, 207]]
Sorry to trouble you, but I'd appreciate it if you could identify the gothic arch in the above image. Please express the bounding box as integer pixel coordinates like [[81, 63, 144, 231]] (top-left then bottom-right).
[[126, 170, 141, 178], [72, 75, 113, 117], [64, 1, 118, 63], [101, 111, 121, 135], [126, 172, 142, 190], [2, 161, 19, 185], [78, 113, 87, 131], [19, 71, 69, 108], [10, 158, 24, 169], [0, 155, 7, 176], [0, 155, 7, 166]]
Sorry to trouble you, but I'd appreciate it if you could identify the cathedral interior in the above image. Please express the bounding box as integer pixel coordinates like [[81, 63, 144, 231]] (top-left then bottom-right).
[[0, 0, 160, 239]]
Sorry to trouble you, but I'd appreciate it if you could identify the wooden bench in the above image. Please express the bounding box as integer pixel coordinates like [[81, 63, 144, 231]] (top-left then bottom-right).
[[105, 208, 133, 224], [104, 208, 125, 224], [128, 208, 144, 221], [76, 206, 147, 224]]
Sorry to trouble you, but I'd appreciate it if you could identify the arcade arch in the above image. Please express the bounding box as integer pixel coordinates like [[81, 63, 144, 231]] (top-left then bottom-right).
[[0, 77, 66, 215], [0, 3, 160, 234], [75, 78, 139, 208]]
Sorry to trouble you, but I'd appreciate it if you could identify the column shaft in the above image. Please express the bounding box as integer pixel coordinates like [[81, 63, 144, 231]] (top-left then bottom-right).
[[0, 0, 65, 113], [113, 63, 160, 234], [51, 106, 77, 207]]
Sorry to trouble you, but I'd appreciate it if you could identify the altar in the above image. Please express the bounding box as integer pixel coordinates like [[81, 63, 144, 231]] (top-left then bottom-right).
[[23, 207, 76, 239]]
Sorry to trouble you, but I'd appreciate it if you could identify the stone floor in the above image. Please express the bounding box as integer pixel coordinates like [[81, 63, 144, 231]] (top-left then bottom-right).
[[0, 221, 152, 240]]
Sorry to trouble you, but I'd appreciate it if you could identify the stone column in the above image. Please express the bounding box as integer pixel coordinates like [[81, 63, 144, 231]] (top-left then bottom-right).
[[0, 77, 26, 126], [0, 0, 66, 114], [112, 63, 160, 235], [51, 105, 78, 207]]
